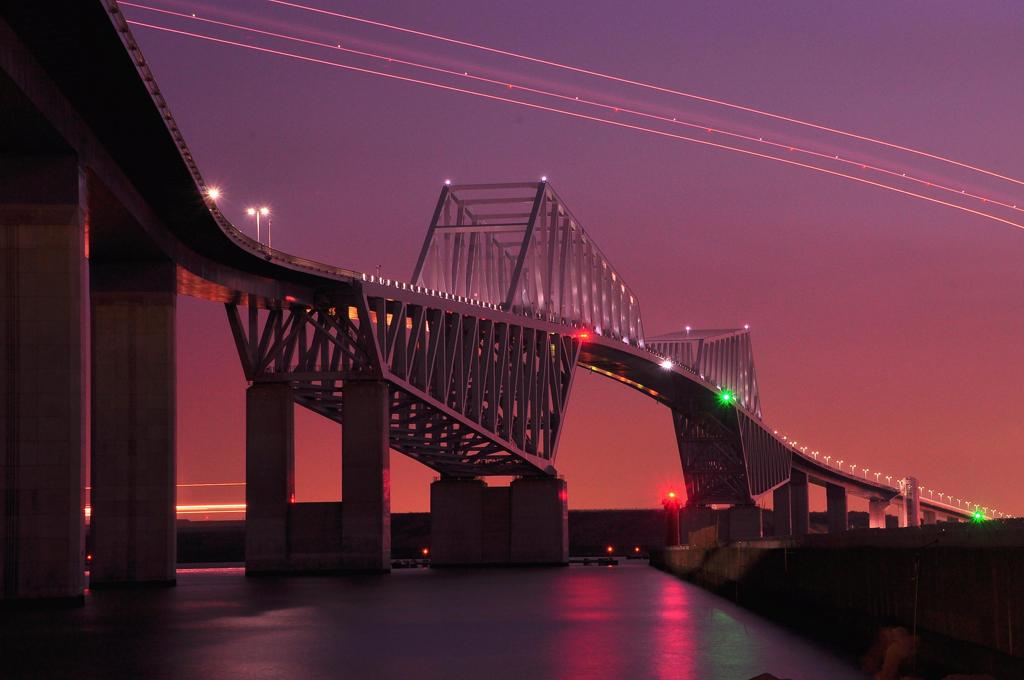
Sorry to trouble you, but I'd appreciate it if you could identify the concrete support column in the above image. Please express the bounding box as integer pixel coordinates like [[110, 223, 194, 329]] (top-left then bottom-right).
[[430, 478, 484, 566], [1, 157, 85, 603], [341, 380, 390, 572], [922, 509, 936, 525], [901, 477, 921, 528], [728, 505, 762, 541], [869, 498, 888, 529], [90, 262, 176, 586], [245, 383, 294, 573], [790, 470, 810, 536], [481, 486, 511, 563], [773, 483, 792, 536], [680, 506, 716, 544], [826, 483, 848, 533], [510, 477, 568, 565]]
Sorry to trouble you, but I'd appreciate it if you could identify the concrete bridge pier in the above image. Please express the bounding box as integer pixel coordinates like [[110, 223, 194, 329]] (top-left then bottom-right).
[[246, 381, 350, 574], [430, 476, 567, 566], [89, 261, 176, 586], [0, 157, 85, 604], [826, 483, 848, 533], [245, 379, 391, 574], [869, 498, 888, 529], [510, 477, 568, 564], [899, 477, 921, 527], [430, 478, 486, 565], [341, 380, 391, 572], [245, 383, 296, 573], [727, 505, 762, 540], [922, 509, 936, 525], [771, 469, 809, 537]]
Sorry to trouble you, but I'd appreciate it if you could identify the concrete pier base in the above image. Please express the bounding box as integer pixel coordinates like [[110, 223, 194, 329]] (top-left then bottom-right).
[[680, 507, 717, 544], [430, 477, 564, 566], [430, 478, 485, 565], [1, 158, 85, 603], [901, 477, 921, 528], [341, 380, 390, 572], [826, 483, 848, 534], [245, 383, 345, 572], [481, 486, 511, 563], [245, 383, 295, 574], [922, 509, 936, 525], [89, 262, 176, 586], [790, 470, 810, 536], [510, 477, 568, 565], [869, 499, 888, 529], [773, 484, 792, 536], [728, 505, 762, 540]]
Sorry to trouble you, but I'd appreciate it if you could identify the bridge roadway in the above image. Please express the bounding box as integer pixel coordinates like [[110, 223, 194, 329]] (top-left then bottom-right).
[[0, 2, 982, 603]]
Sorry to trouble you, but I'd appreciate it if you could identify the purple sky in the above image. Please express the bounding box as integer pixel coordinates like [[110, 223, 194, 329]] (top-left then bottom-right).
[[125, 1, 1024, 514]]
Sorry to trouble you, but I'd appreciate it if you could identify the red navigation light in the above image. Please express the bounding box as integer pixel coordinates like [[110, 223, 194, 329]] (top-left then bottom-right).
[[289, 493, 296, 504], [86, 553, 93, 563], [667, 491, 677, 499], [605, 545, 614, 554], [633, 546, 641, 553], [421, 547, 430, 557], [284, 295, 297, 303], [577, 331, 591, 341]]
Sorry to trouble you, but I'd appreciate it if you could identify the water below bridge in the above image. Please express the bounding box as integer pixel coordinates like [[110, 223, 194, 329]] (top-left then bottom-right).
[[1, 562, 864, 679]]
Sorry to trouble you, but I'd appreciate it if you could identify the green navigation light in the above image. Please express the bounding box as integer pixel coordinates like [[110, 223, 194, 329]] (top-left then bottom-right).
[[718, 389, 736, 405], [972, 509, 985, 523]]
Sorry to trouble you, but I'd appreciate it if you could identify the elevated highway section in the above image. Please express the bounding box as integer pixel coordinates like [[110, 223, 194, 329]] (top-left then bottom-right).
[[0, 1, 989, 601]]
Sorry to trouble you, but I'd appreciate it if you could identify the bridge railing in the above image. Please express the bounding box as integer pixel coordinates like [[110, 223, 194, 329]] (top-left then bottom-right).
[[412, 182, 645, 345]]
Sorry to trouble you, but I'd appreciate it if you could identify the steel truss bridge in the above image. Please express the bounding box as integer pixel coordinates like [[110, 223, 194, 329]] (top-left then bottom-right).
[[0, 1, 995, 600], [222, 178, 973, 519]]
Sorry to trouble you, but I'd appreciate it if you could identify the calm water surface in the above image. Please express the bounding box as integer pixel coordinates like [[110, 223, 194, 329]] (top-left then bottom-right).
[[1, 562, 864, 679]]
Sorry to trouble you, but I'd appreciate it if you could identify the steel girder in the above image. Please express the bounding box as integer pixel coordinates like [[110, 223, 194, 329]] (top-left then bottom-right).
[[670, 402, 790, 507], [671, 407, 753, 506], [226, 285, 581, 477], [648, 328, 762, 418], [412, 182, 644, 345]]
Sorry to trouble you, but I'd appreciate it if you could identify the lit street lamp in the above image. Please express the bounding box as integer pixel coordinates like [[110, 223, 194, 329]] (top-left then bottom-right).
[[246, 206, 271, 246]]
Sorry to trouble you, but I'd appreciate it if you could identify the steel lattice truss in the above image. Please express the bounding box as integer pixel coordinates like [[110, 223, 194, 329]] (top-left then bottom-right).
[[672, 408, 752, 505], [226, 287, 580, 476], [648, 328, 762, 418], [412, 183, 644, 345]]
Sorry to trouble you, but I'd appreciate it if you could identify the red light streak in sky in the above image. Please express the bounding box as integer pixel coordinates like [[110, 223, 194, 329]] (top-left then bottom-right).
[[125, 20, 1024, 232], [269, 0, 1024, 188], [121, 3, 1024, 217], [85, 503, 247, 517]]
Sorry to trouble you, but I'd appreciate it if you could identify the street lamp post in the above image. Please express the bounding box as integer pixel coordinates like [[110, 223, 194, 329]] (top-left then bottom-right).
[[246, 206, 271, 245]]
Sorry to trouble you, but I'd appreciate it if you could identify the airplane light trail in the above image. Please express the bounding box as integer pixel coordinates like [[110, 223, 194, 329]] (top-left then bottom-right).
[[268, 0, 1024, 188], [84, 503, 247, 518], [120, 3, 1024, 216], [125, 19, 1024, 232]]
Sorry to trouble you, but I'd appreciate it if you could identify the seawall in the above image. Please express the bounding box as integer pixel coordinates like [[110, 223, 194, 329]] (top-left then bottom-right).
[[651, 521, 1024, 678]]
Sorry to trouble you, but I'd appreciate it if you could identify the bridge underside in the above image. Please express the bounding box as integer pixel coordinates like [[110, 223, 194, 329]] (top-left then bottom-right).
[[225, 287, 580, 477]]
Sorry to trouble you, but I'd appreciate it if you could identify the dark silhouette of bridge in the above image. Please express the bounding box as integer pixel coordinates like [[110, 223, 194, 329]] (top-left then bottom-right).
[[0, 2, 992, 603]]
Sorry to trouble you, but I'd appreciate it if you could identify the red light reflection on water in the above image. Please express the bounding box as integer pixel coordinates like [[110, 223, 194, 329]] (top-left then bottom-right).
[[654, 576, 698, 679]]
